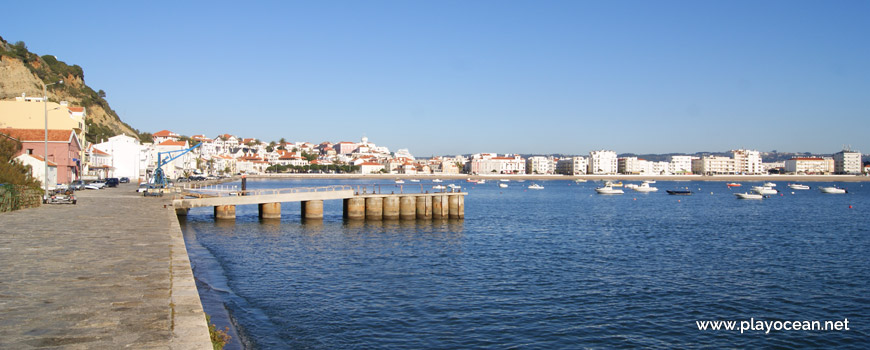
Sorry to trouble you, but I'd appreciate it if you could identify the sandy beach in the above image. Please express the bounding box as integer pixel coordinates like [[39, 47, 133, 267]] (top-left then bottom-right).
[[249, 173, 870, 182]]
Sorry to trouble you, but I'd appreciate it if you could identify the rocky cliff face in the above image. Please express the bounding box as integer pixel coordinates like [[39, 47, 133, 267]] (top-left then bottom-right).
[[0, 37, 138, 143]]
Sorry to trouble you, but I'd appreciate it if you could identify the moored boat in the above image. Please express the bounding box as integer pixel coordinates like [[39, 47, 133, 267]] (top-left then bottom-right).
[[632, 181, 658, 192], [395, 179, 405, 184], [735, 192, 764, 199], [751, 186, 778, 195], [666, 190, 692, 195], [574, 179, 587, 183], [819, 186, 847, 194], [498, 183, 508, 188], [432, 185, 446, 190], [787, 183, 810, 190], [595, 181, 624, 194], [764, 182, 777, 187], [726, 183, 742, 187], [528, 183, 544, 190]]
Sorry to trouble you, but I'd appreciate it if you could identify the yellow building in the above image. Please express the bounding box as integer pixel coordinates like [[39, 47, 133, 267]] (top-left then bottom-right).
[[0, 94, 88, 162]]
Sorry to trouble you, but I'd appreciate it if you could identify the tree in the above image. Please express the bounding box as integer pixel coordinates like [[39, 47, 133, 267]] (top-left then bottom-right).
[[0, 134, 40, 187], [98, 89, 106, 98]]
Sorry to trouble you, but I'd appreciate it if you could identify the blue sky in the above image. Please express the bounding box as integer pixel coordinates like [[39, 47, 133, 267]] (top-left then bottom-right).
[[3, 1, 868, 156]]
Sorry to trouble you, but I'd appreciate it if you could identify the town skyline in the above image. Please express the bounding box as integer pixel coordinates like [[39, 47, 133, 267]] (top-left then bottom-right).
[[4, 1, 868, 155]]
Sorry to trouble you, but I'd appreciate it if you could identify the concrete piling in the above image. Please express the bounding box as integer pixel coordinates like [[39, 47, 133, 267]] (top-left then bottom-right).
[[400, 196, 416, 220], [365, 197, 383, 220], [214, 205, 236, 220], [432, 195, 448, 219], [258, 202, 281, 219], [301, 200, 324, 220], [382, 196, 400, 220], [416, 195, 432, 219], [344, 197, 365, 220]]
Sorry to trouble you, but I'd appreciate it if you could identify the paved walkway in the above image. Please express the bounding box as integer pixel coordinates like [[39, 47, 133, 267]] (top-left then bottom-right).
[[0, 184, 211, 349]]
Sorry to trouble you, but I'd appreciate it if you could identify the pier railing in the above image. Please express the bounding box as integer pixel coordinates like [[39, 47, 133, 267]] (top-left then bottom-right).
[[181, 184, 354, 198]]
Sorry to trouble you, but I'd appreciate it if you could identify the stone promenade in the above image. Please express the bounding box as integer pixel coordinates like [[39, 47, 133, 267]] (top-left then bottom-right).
[[0, 184, 211, 349]]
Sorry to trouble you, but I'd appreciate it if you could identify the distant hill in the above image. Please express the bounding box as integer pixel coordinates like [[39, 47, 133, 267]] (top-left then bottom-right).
[[0, 36, 142, 144]]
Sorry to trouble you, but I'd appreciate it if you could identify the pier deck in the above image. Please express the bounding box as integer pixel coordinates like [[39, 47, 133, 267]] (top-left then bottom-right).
[[0, 184, 211, 349]]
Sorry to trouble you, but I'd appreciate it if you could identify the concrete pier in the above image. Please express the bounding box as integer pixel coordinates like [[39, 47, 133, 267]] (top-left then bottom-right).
[[344, 197, 365, 220], [382, 196, 400, 220], [258, 202, 281, 219], [301, 200, 324, 219], [400, 196, 416, 220], [0, 185, 211, 349], [416, 196, 432, 219], [365, 197, 384, 220], [432, 195, 449, 219], [214, 204, 236, 220]]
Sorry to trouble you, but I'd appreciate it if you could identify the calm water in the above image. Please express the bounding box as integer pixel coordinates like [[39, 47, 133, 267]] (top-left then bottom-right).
[[180, 179, 870, 349]]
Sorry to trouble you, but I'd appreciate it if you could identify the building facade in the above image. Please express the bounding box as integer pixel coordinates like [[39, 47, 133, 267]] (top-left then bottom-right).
[[588, 150, 618, 175], [833, 149, 862, 174]]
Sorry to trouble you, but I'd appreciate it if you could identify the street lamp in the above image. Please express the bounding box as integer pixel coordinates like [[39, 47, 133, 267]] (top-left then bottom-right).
[[43, 80, 63, 199]]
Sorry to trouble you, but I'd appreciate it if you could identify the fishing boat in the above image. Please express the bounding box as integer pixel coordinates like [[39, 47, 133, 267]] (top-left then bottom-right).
[[595, 181, 624, 194], [395, 179, 405, 184], [432, 179, 443, 183], [410, 179, 420, 183], [478, 179, 486, 184], [751, 186, 777, 195], [735, 192, 763, 199], [432, 185, 446, 190], [574, 179, 587, 183], [666, 190, 692, 195], [447, 184, 461, 190], [819, 186, 847, 194], [787, 183, 810, 190], [500, 179, 510, 182], [528, 183, 544, 190], [726, 183, 742, 187], [466, 178, 477, 183], [632, 181, 658, 192], [763, 182, 777, 187], [498, 183, 508, 188]]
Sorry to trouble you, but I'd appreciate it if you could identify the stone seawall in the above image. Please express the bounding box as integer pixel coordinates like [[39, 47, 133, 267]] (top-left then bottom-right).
[[0, 184, 42, 212]]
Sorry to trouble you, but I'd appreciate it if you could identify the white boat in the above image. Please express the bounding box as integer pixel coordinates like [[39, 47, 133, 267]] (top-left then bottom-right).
[[819, 186, 847, 194], [787, 183, 810, 190], [595, 182, 624, 194], [763, 182, 777, 187], [447, 184, 461, 189], [500, 179, 510, 182], [632, 181, 658, 192], [528, 183, 544, 190], [735, 192, 763, 199], [574, 179, 587, 183], [751, 186, 777, 195], [644, 180, 656, 184], [478, 180, 486, 184], [410, 179, 420, 183], [624, 183, 639, 189], [432, 179, 443, 183], [395, 179, 405, 184], [432, 185, 446, 190], [498, 183, 508, 188]]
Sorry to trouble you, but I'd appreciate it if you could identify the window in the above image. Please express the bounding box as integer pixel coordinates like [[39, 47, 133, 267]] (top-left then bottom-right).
[[26, 149, 33, 154]]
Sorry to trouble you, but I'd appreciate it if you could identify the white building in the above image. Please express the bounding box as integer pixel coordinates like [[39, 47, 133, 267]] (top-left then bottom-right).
[[526, 156, 554, 174], [94, 134, 143, 180], [469, 153, 525, 175], [153, 140, 194, 180], [556, 156, 587, 175], [692, 156, 736, 175], [833, 149, 862, 174], [588, 150, 618, 175], [784, 157, 830, 174], [669, 155, 697, 175], [732, 149, 763, 175], [618, 157, 639, 174], [14, 154, 57, 189]]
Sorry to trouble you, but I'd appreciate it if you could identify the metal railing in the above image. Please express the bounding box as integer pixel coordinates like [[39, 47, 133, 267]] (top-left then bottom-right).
[[181, 184, 354, 198]]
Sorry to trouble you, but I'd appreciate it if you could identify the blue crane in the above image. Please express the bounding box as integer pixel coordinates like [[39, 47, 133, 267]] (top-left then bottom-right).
[[152, 142, 202, 188]]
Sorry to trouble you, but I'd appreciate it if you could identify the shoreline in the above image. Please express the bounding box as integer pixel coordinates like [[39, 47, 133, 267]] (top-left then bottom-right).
[[248, 173, 870, 182]]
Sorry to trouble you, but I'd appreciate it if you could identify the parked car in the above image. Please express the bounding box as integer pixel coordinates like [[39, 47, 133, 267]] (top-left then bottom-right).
[[105, 178, 120, 188], [85, 181, 105, 190], [137, 183, 149, 193], [70, 180, 86, 190], [119, 177, 130, 183]]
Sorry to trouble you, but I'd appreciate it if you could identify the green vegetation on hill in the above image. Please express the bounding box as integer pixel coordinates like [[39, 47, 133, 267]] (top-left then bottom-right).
[[0, 36, 149, 144]]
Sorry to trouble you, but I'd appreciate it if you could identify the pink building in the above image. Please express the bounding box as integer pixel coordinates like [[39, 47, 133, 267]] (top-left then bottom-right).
[[1, 128, 82, 184]]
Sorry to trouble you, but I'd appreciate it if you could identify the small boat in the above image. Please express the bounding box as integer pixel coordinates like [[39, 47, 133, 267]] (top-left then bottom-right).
[[395, 179, 405, 184], [528, 183, 544, 190], [466, 178, 477, 183], [632, 181, 658, 192], [574, 179, 587, 183], [410, 179, 420, 183], [432, 185, 446, 190], [498, 183, 508, 188], [666, 190, 692, 195], [447, 184, 461, 189], [751, 186, 777, 195], [609, 181, 624, 187], [764, 182, 777, 187], [499, 179, 510, 182], [516, 180, 525, 183], [595, 182, 624, 194], [735, 192, 763, 199], [432, 179, 443, 183], [478, 180, 486, 184], [819, 186, 847, 194], [645, 180, 656, 184], [726, 183, 742, 187], [787, 183, 809, 190]]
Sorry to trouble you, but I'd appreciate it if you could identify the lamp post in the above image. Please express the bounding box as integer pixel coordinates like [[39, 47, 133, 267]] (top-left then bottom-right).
[[43, 80, 63, 198]]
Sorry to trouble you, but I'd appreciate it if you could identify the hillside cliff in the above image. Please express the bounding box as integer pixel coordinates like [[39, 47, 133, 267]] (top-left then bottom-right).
[[0, 36, 141, 144]]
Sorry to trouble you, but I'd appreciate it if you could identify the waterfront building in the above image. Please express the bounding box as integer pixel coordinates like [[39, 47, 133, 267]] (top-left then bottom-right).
[[0, 96, 88, 162], [1, 128, 82, 184], [469, 153, 525, 175], [212, 155, 237, 175], [152, 140, 193, 180], [692, 156, 736, 175], [85, 145, 112, 179], [358, 161, 385, 174], [152, 130, 180, 144], [833, 148, 862, 174], [93, 134, 143, 181], [618, 157, 639, 174], [732, 149, 763, 175], [336, 141, 358, 155], [556, 156, 587, 175], [784, 157, 829, 174], [13, 154, 57, 188], [526, 156, 553, 174], [588, 150, 618, 175], [668, 155, 697, 175]]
